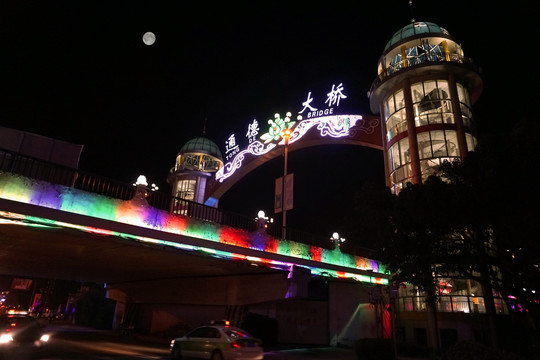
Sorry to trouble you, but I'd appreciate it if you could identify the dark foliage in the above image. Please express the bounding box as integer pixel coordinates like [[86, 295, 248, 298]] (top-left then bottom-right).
[[347, 117, 540, 355], [441, 341, 521, 360]]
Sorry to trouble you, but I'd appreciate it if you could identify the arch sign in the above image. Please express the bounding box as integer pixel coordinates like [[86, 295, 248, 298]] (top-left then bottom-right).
[[206, 82, 383, 202]]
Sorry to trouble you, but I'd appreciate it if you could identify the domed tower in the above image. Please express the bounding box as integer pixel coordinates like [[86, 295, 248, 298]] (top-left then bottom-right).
[[167, 137, 224, 205], [368, 21, 482, 194]]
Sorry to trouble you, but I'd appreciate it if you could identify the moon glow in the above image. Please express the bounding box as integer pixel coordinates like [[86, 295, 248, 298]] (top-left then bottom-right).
[[142, 32, 156, 45]]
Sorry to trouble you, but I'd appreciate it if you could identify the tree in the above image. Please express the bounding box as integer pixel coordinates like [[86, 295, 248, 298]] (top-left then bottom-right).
[[437, 117, 540, 316], [349, 117, 540, 355]]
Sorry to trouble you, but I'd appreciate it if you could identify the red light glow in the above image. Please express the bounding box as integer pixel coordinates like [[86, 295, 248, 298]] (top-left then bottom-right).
[[220, 227, 250, 248], [309, 246, 322, 262]]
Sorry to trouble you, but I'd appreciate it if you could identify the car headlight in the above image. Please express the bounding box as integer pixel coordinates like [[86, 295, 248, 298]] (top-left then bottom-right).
[[0, 334, 13, 344], [40, 334, 50, 342]]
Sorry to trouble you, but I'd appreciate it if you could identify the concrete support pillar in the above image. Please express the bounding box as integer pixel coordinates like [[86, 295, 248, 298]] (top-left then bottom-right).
[[106, 288, 128, 330]]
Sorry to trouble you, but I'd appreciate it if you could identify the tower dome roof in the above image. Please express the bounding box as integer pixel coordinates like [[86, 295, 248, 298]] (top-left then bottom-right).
[[384, 21, 450, 52], [179, 137, 223, 161]]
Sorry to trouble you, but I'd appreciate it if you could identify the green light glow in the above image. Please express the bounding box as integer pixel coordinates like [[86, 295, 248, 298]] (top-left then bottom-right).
[[0, 172, 388, 284], [2, 210, 388, 285]]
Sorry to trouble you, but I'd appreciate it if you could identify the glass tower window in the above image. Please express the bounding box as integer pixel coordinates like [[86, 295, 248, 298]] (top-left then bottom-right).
[[416, 129, 460, 180], [412, 80, 453, 127], [388, 44, 447, 75], [384, 89, 407, 141], [385, 80, 478, 194], [466, 133, 477, 153], [176, 153, 223, 173], [388, 137, 413, 193], [457, 83, 474, 129], [176, 179, 196, 201]]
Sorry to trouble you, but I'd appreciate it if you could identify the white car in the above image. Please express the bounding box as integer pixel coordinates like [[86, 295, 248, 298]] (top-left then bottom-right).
[[170, 321, 263, 360]]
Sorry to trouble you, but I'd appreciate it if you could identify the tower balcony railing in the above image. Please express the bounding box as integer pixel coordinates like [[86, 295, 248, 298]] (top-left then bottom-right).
[[0, 148, 375, 255], [369, 53, 477, 95]]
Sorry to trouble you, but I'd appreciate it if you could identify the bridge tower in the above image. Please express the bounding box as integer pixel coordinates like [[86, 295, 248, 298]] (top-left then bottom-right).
[[167, 136, 224, 205], [368, 21, 482, 194]]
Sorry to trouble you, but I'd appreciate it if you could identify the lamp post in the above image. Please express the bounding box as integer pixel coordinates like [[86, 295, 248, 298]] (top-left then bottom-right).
[[281, 127, 291, 239], [331, 232, 346, 249], [272, 111, 300, 239], [256, 210, 272, 231], [133, 175, 159, 205]]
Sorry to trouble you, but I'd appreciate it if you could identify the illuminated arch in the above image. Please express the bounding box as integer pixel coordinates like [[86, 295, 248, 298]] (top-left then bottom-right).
[[205, 114, 383, 202]]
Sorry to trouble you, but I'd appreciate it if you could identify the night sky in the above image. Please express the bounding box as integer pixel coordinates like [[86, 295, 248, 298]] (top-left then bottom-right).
[[1, 1, 534, 242]]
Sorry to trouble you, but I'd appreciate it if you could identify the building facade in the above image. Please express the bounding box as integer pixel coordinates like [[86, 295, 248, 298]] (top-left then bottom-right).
[[368, 21, 510, 351], [167, 136, 224, 206], [368, 21, 482, 194]]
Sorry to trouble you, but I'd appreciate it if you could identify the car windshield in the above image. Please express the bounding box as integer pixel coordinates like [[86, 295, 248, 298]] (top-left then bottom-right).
[[223, 329, 251, 339], [0, 316, 39, 329], [186, 327, 221, 338], [0, 316, 36, 326]]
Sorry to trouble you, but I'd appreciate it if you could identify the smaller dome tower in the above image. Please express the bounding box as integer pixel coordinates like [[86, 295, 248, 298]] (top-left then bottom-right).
[[369, 21, 482, 194], [167, 137, 224, 206]]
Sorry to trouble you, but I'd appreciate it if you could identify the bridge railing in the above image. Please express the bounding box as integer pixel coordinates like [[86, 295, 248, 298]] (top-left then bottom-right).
[[0, 148, 375, 255], [0, 148, 135, 200], [147, 190, 259, 233]]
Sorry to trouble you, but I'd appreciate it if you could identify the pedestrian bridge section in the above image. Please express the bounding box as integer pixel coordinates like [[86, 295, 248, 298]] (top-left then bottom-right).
[[0, 172, 388, 286]]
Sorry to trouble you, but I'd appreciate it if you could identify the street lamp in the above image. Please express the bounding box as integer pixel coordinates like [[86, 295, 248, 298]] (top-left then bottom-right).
[[272, 111, 301, 239], [133, 175, 159, 201], [281, 126, 292, 239], [331, 232, 346, 249], [256, 210, 273, 231]]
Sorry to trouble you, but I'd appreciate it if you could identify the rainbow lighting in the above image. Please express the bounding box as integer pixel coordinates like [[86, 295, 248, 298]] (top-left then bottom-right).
[[0, 172, 388, 284]]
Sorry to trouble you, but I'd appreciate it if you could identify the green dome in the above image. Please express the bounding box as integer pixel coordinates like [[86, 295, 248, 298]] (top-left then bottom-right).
[[384, 21, 450, 52], [179, 137, 223, 161]]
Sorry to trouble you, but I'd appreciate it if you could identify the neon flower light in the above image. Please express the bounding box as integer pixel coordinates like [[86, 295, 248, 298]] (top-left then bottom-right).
[[260, 112, 299, 144], [216, 114, 362, 182]]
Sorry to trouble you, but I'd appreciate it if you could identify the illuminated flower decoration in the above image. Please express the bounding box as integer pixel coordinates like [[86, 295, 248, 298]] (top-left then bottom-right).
[[260, 112, 297, 144]]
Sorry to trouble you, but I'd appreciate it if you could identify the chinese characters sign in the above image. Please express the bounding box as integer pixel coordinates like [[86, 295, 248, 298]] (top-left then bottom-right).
[[217, 83, 361, 182], [300, 83, 347, 118]]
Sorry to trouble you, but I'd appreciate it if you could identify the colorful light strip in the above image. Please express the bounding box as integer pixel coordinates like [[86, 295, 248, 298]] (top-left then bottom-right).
[[0, 172, 387, 284]]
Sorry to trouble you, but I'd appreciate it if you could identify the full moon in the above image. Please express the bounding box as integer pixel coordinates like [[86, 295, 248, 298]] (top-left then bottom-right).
[[142, 32, 156, 45]]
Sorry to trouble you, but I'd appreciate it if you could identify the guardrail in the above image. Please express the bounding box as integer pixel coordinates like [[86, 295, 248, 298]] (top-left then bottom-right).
[[369, 55, 478, 96], [0, 148, 376, 255]]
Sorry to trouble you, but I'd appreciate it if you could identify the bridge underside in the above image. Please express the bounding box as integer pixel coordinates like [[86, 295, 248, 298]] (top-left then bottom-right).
[[0, 196, 381, 343], [0, 216, 286, 284], [0, 215, 296, 306], [0, 194, 384, 309]]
